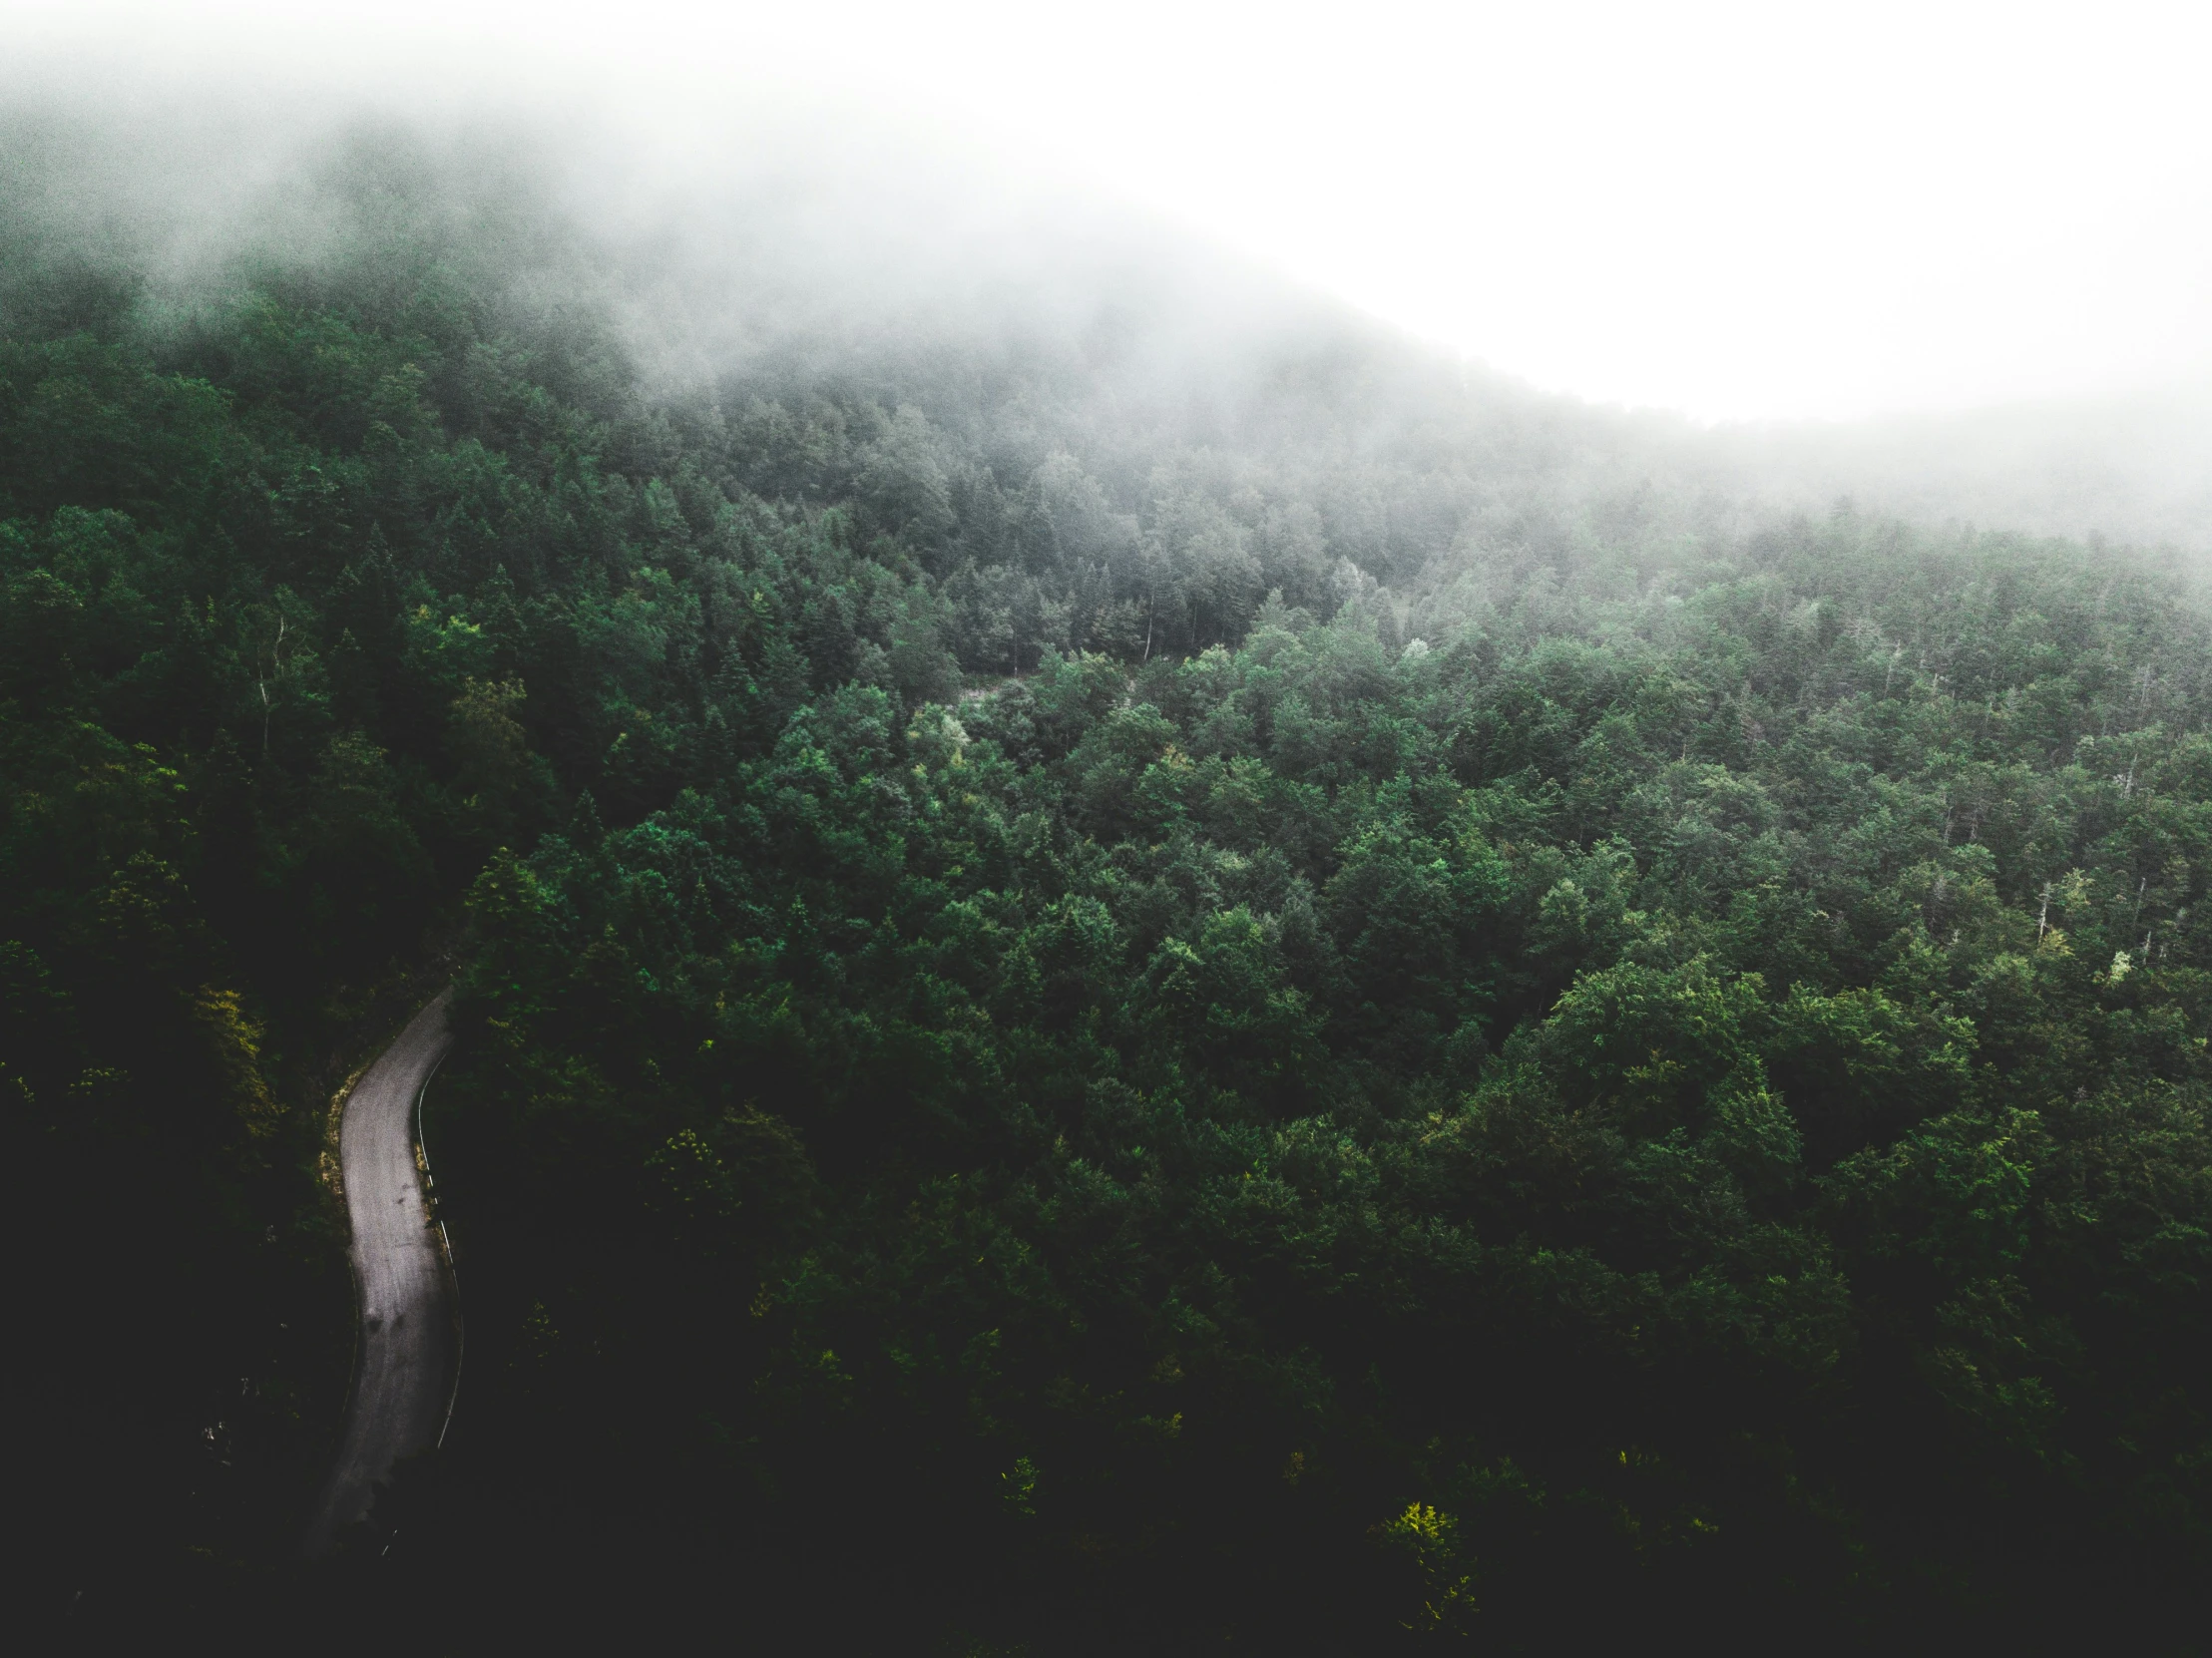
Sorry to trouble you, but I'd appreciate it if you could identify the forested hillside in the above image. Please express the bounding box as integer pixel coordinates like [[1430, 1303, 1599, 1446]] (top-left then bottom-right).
[[9, 123, 2212, 1648]]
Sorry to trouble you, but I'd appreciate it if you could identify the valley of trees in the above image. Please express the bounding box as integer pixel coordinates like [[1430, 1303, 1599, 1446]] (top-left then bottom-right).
[[8, 126, 2212, 1648]]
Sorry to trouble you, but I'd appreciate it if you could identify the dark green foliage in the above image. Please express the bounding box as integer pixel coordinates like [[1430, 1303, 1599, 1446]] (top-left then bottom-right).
[[9, 127, 2212, 1648]]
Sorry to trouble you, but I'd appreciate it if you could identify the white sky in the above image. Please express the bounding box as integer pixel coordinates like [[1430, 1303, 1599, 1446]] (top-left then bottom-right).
[[14, 0, 2212, 421]]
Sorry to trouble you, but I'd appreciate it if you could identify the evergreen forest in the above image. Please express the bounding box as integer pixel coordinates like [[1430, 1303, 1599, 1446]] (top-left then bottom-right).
[[9, 123, 2212, 1650]]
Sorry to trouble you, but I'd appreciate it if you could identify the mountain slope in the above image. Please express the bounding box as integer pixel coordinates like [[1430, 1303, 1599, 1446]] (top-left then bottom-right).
[[5, 105, 2212, 1646]]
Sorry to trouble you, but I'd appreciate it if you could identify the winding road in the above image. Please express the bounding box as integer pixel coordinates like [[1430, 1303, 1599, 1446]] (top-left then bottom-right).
[[302, 991, 457, 1557]]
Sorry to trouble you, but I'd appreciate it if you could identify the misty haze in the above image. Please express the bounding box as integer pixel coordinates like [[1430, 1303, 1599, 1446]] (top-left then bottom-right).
[[10, 8, 2212, 1650]]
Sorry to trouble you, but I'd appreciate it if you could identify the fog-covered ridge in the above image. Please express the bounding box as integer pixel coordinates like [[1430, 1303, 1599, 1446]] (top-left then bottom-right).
[[8, 91, 2208, 569]]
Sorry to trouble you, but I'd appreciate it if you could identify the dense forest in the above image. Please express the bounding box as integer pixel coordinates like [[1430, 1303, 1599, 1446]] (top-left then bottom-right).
[[9, 121, 2212, 1649]]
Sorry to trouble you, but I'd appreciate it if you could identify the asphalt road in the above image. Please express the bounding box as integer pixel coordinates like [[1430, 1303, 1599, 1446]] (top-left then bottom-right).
[[302, 991, 457, 1557]]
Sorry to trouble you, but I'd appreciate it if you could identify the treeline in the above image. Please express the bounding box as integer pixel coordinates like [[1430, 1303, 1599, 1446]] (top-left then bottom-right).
[[6, 126, 2212, 1647]]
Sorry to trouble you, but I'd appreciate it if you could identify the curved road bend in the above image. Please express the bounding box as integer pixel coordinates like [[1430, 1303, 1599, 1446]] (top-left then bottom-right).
[[302, 990, 457, 1557]]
